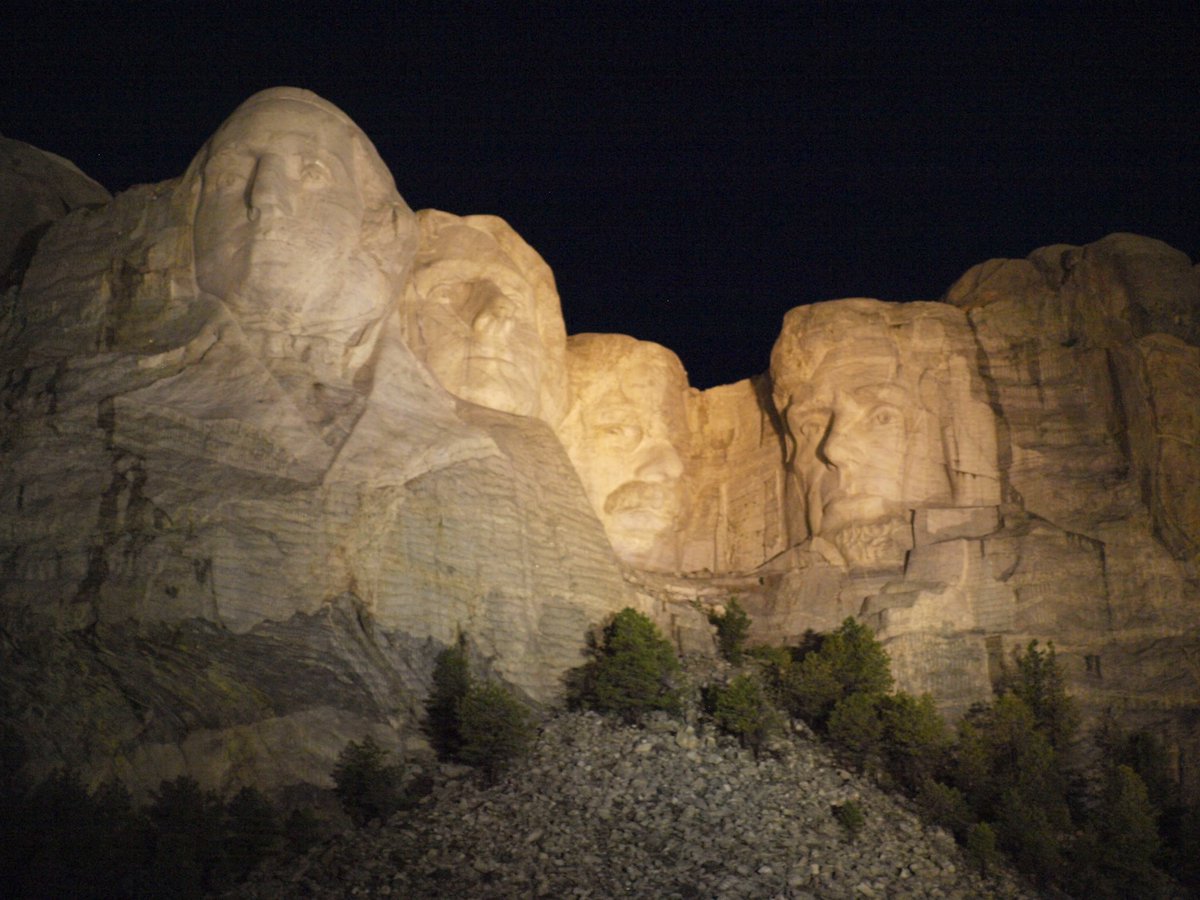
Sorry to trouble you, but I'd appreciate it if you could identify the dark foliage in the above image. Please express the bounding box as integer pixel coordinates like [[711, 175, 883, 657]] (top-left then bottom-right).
[[455, 680, 535, 782], [708, 597, 751, 663], [710, 672, 782, 756], [568, 607, 682, 723], [426, 636, 471, 758], [332, 735, 405, 827]]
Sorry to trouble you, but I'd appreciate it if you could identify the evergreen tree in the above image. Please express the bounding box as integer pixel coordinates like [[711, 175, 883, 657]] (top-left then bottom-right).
[[1071, 765, 1170, 898], [331, 735, 405, 826], [1008, 640, 1077, 752], [878, 691, 952, 791], [708, 597, 752, 663], [570, 608, 682, 722], [426, 636, 472, 758], [780, 617, 892, 727], [711, 673, 782, 756], [455, 680, 535, 782]]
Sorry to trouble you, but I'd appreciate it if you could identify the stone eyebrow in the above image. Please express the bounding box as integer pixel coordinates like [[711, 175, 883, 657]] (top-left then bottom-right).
[[206, 141, 248, 161], [852, 383, 909, 406]]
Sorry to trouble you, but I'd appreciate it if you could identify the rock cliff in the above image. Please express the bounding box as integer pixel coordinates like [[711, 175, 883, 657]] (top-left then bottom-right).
[[0, 91, 644, 797], [2, 90, 1197, 801]]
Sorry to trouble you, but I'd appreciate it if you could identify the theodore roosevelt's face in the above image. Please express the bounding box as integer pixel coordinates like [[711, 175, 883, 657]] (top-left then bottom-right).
[[561, 338, 688, 566], [193, 99, 366, 329]]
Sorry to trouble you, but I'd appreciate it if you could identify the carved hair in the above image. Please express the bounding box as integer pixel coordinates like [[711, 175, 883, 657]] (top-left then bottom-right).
[[175, 87, 416, 286], [565, 333, 689, 408]]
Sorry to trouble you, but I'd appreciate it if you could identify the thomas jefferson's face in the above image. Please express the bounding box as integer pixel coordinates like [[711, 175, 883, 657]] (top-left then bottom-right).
[[193, 99, 367, 330], [410, 249, 544, 417]]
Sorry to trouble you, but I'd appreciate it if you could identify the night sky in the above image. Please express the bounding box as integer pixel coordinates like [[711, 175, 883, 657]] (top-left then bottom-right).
[[4, 2, 1197, 388]]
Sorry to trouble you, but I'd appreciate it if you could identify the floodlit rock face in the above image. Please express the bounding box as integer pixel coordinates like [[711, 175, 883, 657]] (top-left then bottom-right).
[[0, 135, 111, 290], [719, 235, 1199, 793], [0, 90, 637, 796], [558, 333, 691, 571], [1, 88, 1197, 801]]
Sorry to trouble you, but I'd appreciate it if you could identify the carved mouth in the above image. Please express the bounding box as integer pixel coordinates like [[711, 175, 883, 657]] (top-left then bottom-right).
[[604, 482, 677, 530], [818, 494, 896, 536]]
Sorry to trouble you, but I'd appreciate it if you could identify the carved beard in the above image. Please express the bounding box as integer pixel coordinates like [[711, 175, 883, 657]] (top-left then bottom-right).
[[826, 516, 911, 570]]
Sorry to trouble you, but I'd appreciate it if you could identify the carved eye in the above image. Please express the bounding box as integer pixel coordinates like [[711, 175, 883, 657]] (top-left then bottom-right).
[[597, 423, 642, 447], [208, 170, 244, 191], [871, 405, 900, 426], [300, 160, 332, 185]]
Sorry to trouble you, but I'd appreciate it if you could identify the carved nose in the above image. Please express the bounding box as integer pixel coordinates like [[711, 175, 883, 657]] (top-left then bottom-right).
[[822, 419, 850, 468], [474, 294, 517, 332], [246, 155, 292, 221], [634, 439, 683, 483]]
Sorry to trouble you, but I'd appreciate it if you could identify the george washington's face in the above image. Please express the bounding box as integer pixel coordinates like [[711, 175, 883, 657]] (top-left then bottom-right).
[[193, 98, 375, 333]]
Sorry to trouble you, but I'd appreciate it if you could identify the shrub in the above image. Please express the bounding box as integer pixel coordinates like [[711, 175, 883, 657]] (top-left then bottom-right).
[[820, 617, 893, 698], [781, 650, 841, 723], [570, 608, 681, 722], [711, 673, 782, 756], [331, 735, 404, 827], [916, 778, 975, 838], [827, 691, 884, 763], [966, 822, 1001, 876], [427, 637, 471, 758], [283, 807, 322, 854], [13, 769, 151, 899], [708, 597, 751, 663], [779, 618, 891, 727], [455, 680, 535, 782], [222, 786, 281, 881], [144, 775, 228, 896], [833, 800, 865, 838], [878, 691, 952, 791]]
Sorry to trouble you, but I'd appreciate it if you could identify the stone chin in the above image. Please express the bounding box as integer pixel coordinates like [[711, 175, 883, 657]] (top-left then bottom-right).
[[812, 494, 903, 539], [455, 356, 540, 416], [601, 482, 680, 562], [824, 517, 913, 570]]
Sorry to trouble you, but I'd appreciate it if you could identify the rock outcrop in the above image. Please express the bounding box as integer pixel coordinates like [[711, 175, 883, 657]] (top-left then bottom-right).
[[0, 90, 642, 796], [0, 135, 110, 291], [1, 87, 1197, 803], [665, 234, 1200, 794]]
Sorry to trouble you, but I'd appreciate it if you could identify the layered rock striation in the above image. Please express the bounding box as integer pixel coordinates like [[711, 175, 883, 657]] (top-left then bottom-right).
[[1, 87, 1197, 801]]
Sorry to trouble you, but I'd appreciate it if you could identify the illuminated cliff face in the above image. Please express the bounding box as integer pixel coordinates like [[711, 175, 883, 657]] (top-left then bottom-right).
[[559, 334, 689, 570]]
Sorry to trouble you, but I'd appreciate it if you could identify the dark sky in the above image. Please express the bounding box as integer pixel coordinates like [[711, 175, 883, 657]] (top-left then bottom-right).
[[4, 2, 1198, 388]]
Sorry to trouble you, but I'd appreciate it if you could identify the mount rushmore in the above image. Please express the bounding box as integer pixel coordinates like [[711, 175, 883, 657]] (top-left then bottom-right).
[[2, 88, 1197, 798]]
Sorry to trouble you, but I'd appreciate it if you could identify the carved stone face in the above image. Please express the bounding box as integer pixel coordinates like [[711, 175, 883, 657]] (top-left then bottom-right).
[[405, 212, 566, 422], [771, 300, 997, 565], [779, 338, 950, 538], [193, 94, 378, 336], [560, 335, 688, 568]]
